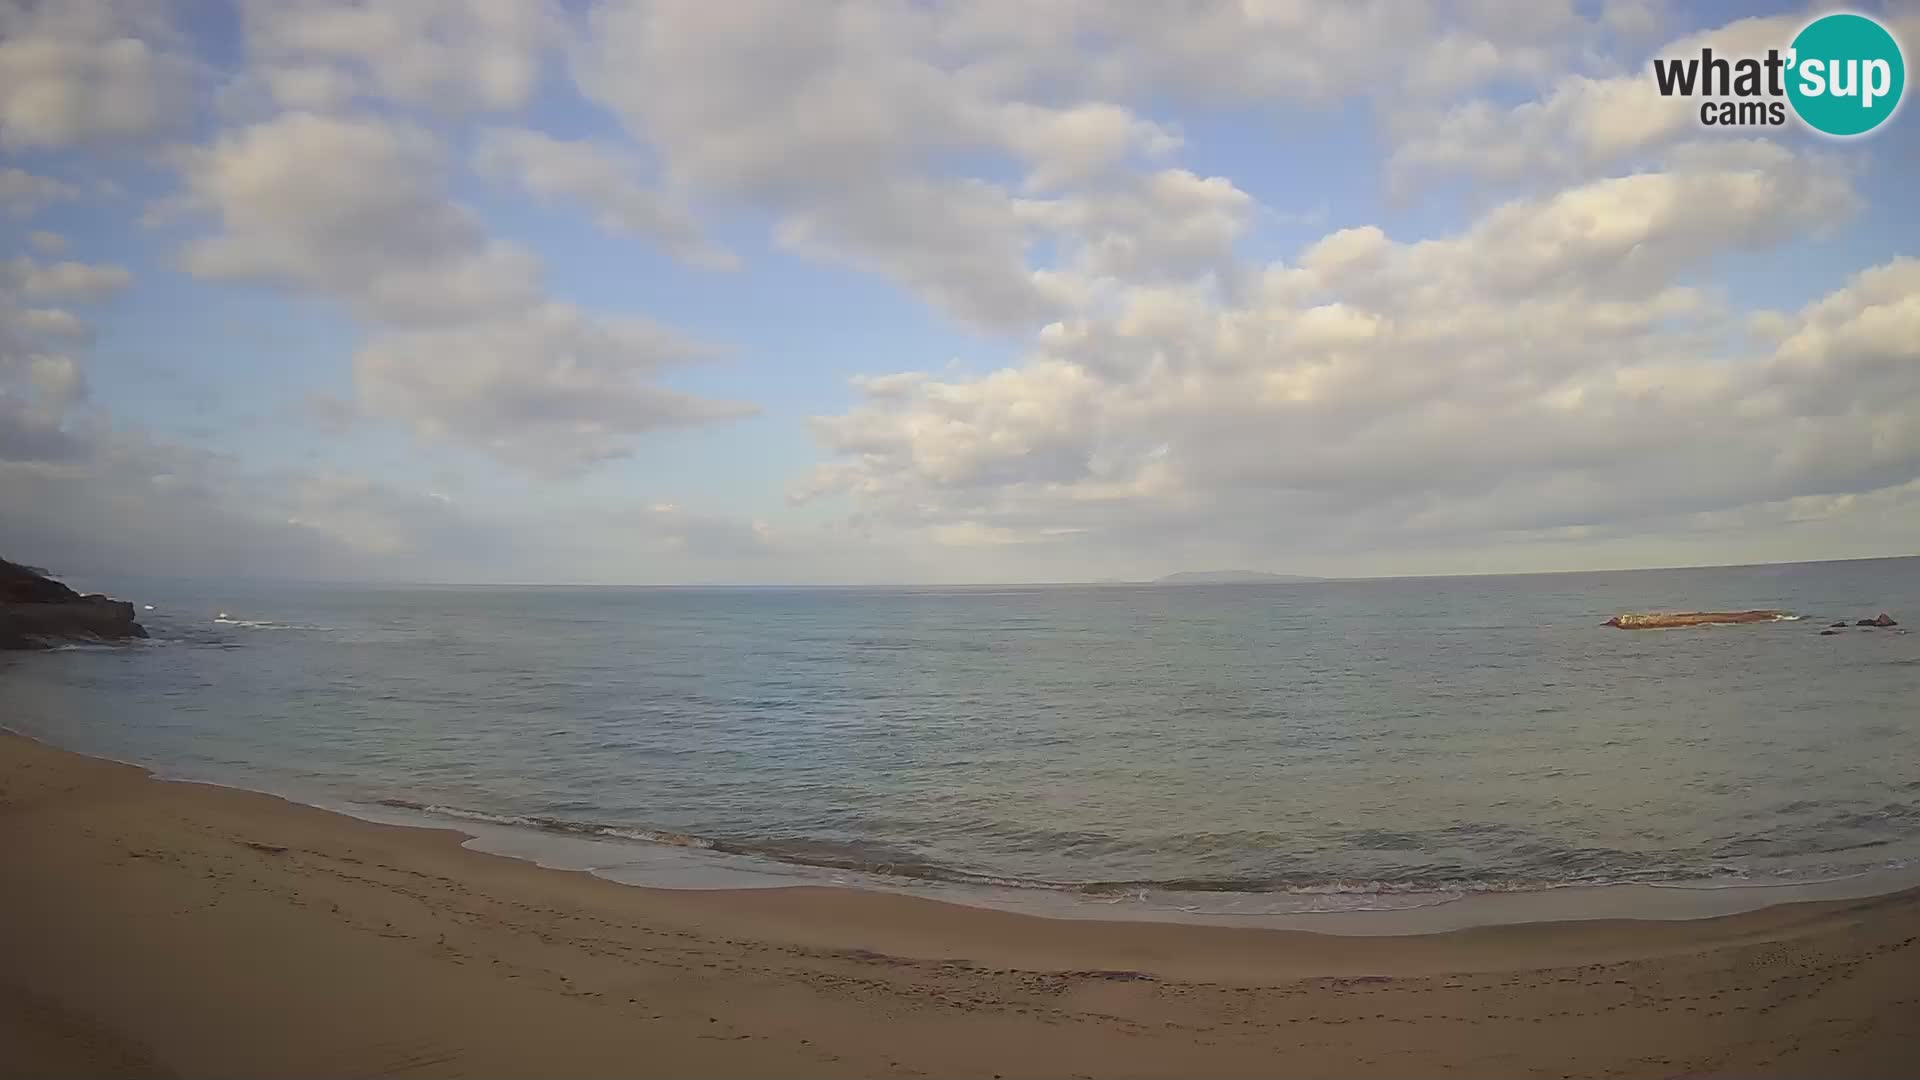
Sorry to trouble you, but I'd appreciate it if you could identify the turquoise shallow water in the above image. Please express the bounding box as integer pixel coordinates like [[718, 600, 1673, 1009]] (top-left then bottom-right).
[[6, 557, 1919, 912]]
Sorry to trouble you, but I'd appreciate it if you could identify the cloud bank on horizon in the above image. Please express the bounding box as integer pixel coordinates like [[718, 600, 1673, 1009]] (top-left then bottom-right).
[[2, 0, 1917, 584]]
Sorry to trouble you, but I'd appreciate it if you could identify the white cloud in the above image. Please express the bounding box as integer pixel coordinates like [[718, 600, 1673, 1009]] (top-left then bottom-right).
[[473, 128, 735, 270], [0, 393, 85, 462], [997, 102, 1182, 192], [1601, 0, 1669, 41], [177, 111, 748, 469], [10, 308, 86, 339], [578, 0, 1394, 331], [798, 137, 1913, 572], [1, 248, 120, 418], [0, 407, 868, 584], [1327, 150, 1858, 306], [21, 353, 85, 407], [1016, 170, 1256, 288], [0, 168, 78, 218], [355, 304, 754, 470], [1, 254, 123, 413], [239, 0, 564, 113], [180, 112, 541, 323], [572, 0, 1642, 336], [1387, 14, 1805, 188], [1766, 258, 1920, 423], [3, 256, 133, 301], [5, 0, 1916, 580], [0, 0, 195, 148], [771, 177, 1072, 330], [257, 63, 361, 112], [0, 414, 484, 578]]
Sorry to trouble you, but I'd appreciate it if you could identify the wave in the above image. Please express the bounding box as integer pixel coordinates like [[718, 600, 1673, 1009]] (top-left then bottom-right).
[[373, 799, 717, 850], [31, 639, 161, 653], [365, 798, 1864, 903], [1645, 869, 1876, 891], [211, 616, 336, 631]]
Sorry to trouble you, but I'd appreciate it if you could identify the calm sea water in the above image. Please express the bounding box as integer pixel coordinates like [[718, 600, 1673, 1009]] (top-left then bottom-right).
[[7, 558, 1920, 913]]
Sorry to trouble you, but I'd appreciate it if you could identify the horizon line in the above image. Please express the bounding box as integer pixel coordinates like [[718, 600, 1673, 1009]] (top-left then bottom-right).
[[50, 551, 1920, 591]]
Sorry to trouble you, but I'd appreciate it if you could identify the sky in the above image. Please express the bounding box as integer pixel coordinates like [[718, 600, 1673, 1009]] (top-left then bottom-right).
[[2, 0, 1918, 585]]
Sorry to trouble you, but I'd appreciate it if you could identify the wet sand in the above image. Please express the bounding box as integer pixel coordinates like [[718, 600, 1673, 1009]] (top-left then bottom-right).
[[3, 731, 1917, 1078]]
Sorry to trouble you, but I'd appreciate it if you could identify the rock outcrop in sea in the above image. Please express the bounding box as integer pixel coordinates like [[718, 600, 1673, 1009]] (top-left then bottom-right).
[[0, 558, 147, 650], [1608, 610, 1901, 634], [1603, 610, 1788, 629]]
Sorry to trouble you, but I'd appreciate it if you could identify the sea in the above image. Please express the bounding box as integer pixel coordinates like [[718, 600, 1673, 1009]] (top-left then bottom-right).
[[6, 556, 1920, 929]]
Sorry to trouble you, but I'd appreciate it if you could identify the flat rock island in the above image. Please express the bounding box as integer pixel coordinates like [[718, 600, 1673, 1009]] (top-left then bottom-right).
[[1604, 610, 1790, 629]]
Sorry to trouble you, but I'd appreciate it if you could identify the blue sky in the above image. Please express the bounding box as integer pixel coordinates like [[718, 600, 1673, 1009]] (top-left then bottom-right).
[[2, 0, 1917, 583]]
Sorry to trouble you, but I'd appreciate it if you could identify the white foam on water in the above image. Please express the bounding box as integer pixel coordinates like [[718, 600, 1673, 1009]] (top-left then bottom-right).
[[336, 795, 1920, 936]]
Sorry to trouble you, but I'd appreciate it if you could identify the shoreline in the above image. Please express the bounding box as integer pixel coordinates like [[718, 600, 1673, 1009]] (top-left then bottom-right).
[[12, 724, 1920, 936], [6, 731, 1920, 1077], [350, 793, 1920, 936]]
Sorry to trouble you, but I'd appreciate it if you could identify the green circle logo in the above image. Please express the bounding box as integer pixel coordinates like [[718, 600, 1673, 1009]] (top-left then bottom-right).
[[1786, 13, 1905, 136]]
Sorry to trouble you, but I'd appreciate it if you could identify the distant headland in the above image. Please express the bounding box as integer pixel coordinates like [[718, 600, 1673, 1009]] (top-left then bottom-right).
[[0, 557, 147, 650], [1152, 570, 1325, 585]]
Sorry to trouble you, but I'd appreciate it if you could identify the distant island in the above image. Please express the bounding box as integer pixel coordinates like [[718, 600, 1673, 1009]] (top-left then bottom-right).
[[1153, 570, 1324, 585]]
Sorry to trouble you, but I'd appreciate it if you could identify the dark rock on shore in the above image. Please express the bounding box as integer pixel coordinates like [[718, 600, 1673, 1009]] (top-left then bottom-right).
[[0, 558, 147, 650]]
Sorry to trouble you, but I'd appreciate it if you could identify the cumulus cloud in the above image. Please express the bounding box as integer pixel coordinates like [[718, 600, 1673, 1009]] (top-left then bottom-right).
[[0, 0, 195, 148], [1386, 14, 1805, 188], [180, 113, 541, 322], [3, 255, 133, 301], [177, 111, 747, 467], [0, 404, 867, 585], [354, 304, 755, 471], [238, 0, 564, 113], [569, 0, 1918, 574], [0, 393, 86, 462], [1318, 148, 1857, 306], [8, 0, 1917, 580], [0, 414, 478, 579], [1017, 170, 1256, 288], [798, 144, 1912, 571], [573, 0, 1264, 330], [937, 1, 1574, 105], [571, 0, 1646, 336], [274, 469, 509, 561], [0, 168, 78, 218], [473, 128, 735, 269], [1, 253, 125, 416]]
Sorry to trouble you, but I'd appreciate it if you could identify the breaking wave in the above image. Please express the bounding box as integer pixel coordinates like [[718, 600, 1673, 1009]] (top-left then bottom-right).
[[366, 798, 1881, 906]]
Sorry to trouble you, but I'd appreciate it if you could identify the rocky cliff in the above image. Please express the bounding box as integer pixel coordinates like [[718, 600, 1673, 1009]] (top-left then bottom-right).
[[0, 558, 147, 649]]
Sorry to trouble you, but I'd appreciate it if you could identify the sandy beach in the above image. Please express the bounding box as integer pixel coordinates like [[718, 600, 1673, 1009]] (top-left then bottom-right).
[[3, 732, 1917, 1078]]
